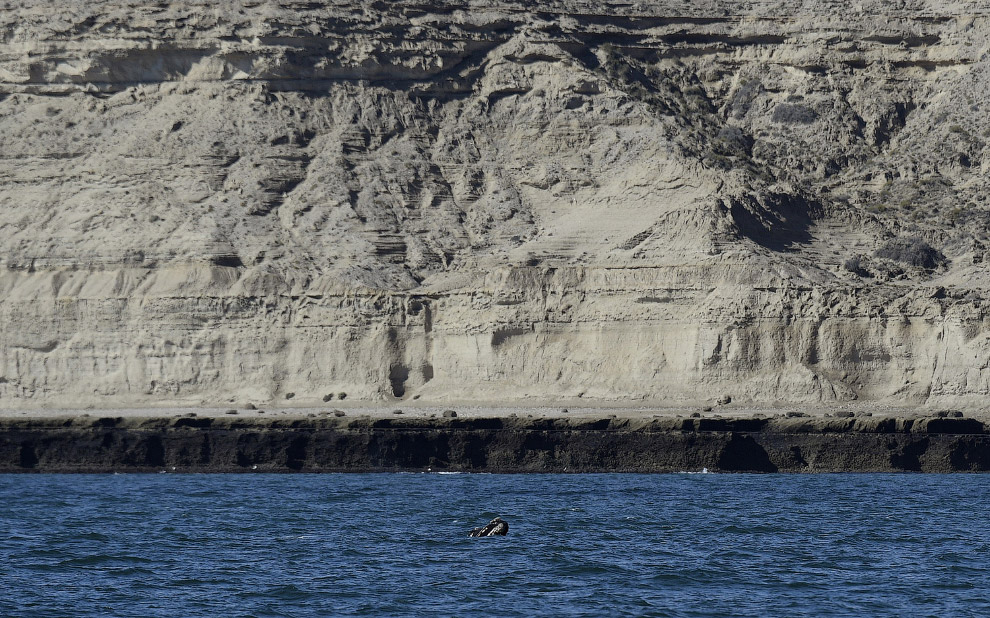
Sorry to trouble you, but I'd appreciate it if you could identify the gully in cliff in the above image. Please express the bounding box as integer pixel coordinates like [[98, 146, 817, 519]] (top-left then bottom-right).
[[469, 517, 509, 537]]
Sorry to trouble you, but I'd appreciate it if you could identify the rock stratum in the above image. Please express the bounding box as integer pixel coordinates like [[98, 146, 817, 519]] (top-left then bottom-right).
[[2, 1, 990, 408], [3, 414, 990, 473]]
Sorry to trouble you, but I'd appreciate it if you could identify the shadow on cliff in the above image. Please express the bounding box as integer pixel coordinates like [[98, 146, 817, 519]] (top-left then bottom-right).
[[727, 192, 822, 252], [716, 434, 778, 472]]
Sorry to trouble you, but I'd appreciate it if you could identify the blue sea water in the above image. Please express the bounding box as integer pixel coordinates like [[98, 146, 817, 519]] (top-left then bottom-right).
[[1, 473, 989, 617]]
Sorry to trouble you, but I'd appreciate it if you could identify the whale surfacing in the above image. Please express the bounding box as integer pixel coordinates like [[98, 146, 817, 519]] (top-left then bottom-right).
[[469, 517, 508, 537]]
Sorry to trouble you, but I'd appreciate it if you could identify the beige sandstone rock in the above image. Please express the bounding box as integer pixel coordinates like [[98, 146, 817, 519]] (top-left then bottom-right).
[[1, 1, 990, 408]]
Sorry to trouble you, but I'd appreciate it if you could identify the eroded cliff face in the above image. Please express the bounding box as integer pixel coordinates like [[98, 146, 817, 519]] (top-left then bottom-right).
[[4, 415, 990, 473], [2, 1, 990, 407]]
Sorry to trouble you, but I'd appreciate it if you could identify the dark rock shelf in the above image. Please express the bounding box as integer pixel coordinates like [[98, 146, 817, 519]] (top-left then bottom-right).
[[3, 415, 990, 473]]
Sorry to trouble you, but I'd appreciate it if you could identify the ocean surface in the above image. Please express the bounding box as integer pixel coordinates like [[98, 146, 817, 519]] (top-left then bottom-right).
[[2, 473, 989, 617]]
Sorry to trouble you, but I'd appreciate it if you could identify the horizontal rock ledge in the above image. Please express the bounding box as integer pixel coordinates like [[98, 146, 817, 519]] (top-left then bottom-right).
[[2, 415, 990, 473]]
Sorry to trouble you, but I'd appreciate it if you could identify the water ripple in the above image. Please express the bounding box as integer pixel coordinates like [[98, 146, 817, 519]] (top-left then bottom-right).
[[2, 473, 990, 616]]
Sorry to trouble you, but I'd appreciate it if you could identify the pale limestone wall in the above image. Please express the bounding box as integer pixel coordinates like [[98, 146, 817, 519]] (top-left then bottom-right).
[[1, 1, 990, 407]]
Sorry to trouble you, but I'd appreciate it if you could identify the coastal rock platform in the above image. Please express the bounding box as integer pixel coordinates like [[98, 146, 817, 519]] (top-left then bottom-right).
[[3, 409, 990, 473]]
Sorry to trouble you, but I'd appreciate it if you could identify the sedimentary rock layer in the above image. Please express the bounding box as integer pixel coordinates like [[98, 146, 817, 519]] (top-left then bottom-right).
[[3, 414, 990, 473], [2, 1, 990, 407]]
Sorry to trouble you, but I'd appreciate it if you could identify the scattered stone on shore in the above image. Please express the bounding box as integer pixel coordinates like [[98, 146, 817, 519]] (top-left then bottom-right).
[[185, 412, 197, 417], [333, 409, 345, 417], [691, 412, 702, 418], [561, 408, 569, 414], [836, 411, 855, 418], [702, 406, 713, 412], [786, 411, 809, 418], [338, 393, 347, 400], [285, 392, 295, 400], [443, 410, 457, 418], [243, 403, 256, 410], [393, 409, 403, 415], [717, 395, 732, 405], [225, 409, 238, 415], [322, 394, 334, 402], [257, 410, 266, 414]]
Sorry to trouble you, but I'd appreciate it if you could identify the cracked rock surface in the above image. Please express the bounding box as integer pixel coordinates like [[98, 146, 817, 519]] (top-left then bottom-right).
[[2, 1, 990, 408]]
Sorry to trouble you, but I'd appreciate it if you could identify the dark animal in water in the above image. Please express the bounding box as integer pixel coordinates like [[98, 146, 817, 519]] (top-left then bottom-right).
[[469, 517, 508, 537]]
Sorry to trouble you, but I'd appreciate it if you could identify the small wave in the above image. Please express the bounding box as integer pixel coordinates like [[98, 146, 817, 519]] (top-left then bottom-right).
[[108, 566, 155, 576], [168, 578, 225, 587], [57, 554, 154, 567], [236, 584, 311, 602], [76, 532, 110, 542]]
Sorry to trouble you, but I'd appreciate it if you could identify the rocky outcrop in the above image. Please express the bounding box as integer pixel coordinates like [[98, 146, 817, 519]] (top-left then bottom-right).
[[2, 2, 990, 407], [2, 414, 990, 473]]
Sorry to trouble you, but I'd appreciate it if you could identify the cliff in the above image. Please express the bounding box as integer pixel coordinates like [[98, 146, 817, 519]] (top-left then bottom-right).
[[3, 413, 990, 473], [2, 1, 990, 408]]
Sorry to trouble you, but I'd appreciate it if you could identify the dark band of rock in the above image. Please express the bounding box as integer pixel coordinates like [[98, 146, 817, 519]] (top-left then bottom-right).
[[2, 415, 990, 473]]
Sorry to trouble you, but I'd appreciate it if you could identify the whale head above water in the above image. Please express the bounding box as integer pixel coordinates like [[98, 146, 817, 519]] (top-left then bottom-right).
[[469, 517, 508, 537]]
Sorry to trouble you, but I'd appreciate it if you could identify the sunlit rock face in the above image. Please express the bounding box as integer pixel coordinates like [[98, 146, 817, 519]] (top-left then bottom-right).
[[2, 1, 990, 407]]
